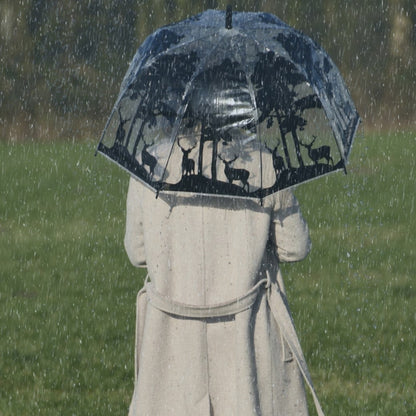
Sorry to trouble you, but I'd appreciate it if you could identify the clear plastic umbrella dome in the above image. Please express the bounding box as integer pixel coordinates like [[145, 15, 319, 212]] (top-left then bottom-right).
[[97, 9, 360, 199]]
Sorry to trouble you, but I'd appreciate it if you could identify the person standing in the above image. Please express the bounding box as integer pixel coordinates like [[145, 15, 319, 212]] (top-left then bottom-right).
[[124, 172, 317, 416]]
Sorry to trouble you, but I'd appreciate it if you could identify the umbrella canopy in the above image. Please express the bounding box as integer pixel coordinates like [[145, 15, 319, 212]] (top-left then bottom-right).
[[97, 8, 360, 199]]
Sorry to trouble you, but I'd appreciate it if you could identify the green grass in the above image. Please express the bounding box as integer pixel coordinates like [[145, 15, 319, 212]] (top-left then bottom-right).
[[282, 131, 416, 415], [0, 142, 145, 415], [1, 132, 415, 415]]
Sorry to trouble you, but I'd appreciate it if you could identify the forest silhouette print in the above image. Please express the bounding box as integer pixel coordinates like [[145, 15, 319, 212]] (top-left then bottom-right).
[[97, 9, 359, 199]]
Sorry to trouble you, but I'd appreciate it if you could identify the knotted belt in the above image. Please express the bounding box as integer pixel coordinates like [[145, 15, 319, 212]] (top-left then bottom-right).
[[140, 272, 325, 416]]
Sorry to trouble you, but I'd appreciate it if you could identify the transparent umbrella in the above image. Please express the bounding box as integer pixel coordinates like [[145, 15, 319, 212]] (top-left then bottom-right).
[[96, 7, 360, 200]]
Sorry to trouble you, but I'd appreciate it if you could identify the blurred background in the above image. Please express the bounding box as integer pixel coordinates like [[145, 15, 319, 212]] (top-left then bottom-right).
[[1, 0, 415, 142]]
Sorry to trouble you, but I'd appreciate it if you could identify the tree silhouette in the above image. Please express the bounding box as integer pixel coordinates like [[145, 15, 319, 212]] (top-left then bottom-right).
[[252, 52, 317, 169], [121, 50, 200, 156], [113, 107, 130, 147]]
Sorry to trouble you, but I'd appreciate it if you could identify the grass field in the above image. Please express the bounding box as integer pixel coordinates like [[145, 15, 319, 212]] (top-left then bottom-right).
[[1, 132, 415, 415]]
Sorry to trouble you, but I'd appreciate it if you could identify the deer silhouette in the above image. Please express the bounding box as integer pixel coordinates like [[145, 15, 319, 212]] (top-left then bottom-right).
[[141, 140, 157, 179], [178, 138, 196, 176], [218, 154, 250, 192], [299, 136, 333, 166], [265, 139, 285, 176]]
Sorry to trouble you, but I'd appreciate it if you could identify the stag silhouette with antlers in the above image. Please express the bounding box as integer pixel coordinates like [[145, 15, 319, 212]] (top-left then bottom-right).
[[265, 139, 286, 178], [299, 136, 334, 166], [141, 140, 157, 179], [218, 154, 250, 192], [178, 138, 197, 177]]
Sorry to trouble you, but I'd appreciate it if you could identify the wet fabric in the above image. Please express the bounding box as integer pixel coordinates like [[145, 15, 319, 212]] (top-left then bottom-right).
[[140, 273, 324, 415], [124, 177, 316, 416]]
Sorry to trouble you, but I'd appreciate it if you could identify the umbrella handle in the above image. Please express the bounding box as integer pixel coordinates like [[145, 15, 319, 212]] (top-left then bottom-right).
[[226, 5, 232, 29]]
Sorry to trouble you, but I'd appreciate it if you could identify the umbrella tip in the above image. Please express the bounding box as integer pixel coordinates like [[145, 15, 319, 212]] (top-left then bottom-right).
[[225, 5, 232, 29]]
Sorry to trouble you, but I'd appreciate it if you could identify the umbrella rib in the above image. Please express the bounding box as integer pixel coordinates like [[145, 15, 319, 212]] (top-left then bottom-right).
[[237, 35, 265, 202]]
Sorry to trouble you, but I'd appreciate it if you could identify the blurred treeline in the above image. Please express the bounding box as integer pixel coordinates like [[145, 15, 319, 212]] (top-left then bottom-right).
[[1, 0, 415, 141]]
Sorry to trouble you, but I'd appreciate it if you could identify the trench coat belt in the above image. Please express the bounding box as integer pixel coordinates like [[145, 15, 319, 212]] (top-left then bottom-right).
[[143, 273, 325, 416], [145, 277, 266, 318]]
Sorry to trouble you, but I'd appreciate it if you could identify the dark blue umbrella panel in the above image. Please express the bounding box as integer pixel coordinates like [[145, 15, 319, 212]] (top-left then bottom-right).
[[97, 9, 360, 199]]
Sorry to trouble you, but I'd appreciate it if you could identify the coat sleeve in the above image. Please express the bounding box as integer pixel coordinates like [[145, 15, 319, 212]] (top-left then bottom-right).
[[271, 190, 311, 263], [124, 177, 147, 268]]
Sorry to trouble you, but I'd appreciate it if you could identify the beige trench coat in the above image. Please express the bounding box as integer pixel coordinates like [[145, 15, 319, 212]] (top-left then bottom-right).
[[124, 176, 314, 416]]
